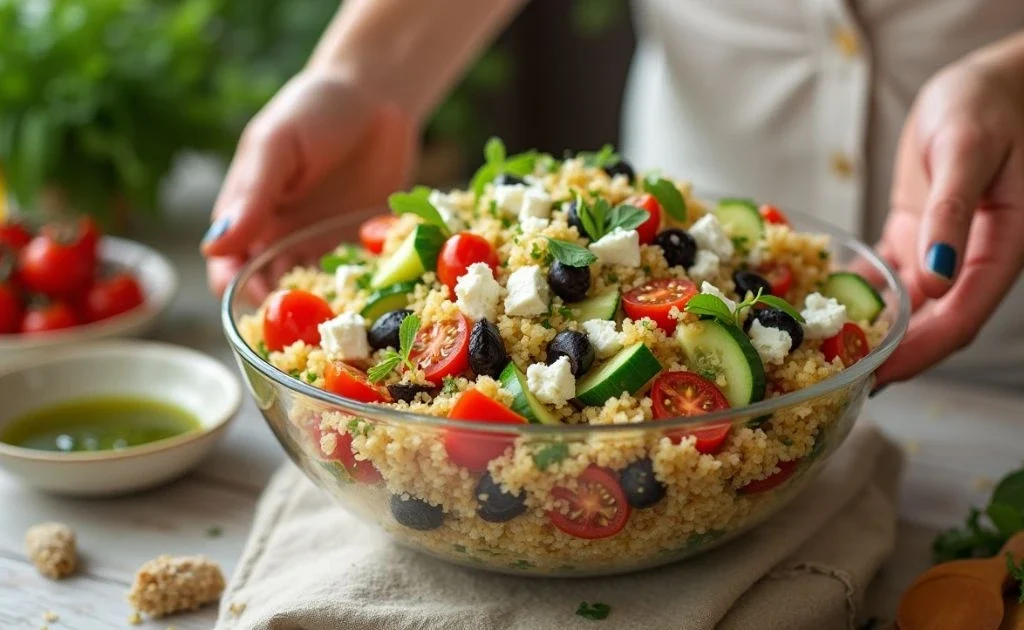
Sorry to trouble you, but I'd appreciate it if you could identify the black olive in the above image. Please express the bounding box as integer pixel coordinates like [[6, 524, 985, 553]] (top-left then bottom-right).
[[546, 330, 595, 376], [390, 495, 444, 531], [547, 260, 591, 303], [565, 200, 591, 240], [475, 473, 527, 523], [744, 307, 804, 350], [653, 229, 697, 269], [603, 159, 635, 182], [620, 458, 666, 509], [387, 382, 436, 403], [493, 173, 525, 187], [733, 270, 772, 299], [468, 319, 509, 379], [368, 309, 413, 351]]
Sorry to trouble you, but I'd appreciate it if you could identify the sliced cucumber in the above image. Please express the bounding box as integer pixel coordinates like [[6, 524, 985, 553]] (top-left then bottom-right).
[[499, 363, 560, 425], [821, 272, 885, 323], [361, 281, 418, 324], [676, 320, 766, 407], [716, 198, 765, 251], [370, 224, 446, 289], [575, 343, 662, 406], [569, 289, 620, 322]]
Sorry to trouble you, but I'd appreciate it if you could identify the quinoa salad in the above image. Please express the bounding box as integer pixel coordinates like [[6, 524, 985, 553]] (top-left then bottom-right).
[[238, 140, 890, 573]]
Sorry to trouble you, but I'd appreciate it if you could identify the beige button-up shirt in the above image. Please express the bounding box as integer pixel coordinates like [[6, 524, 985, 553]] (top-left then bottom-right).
[[623, 0, 1024, 385]]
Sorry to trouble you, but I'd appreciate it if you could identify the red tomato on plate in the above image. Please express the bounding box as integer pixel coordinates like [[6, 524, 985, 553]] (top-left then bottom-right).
[[84, 273, 144, 322], [548, 466, 631, 539], [18, 233, 95, 298], [324, 361, 391, 403], [262, 289, 334, 352], [821, 322, 868, 367], [20, 301, 77, 334], [359, 215, 398, 254], [757, 262, 793, 298], [627, 194, 662, 245], [739, 459, 800, 494], [436, 233, 498, 291], [443, 389, 527, 470], [650, 371, 732, 453], [409, 314, 471, 384], [758, 204, 790, 226], [622, 278, 697, 333]]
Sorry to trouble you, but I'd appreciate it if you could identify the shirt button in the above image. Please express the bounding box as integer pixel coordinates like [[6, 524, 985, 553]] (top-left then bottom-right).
[[833, 26, 861, 58], [830, 152, 855, 179]]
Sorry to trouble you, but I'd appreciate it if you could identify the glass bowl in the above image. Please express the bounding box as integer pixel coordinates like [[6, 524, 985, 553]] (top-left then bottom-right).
[[222, 210, 909, 577]]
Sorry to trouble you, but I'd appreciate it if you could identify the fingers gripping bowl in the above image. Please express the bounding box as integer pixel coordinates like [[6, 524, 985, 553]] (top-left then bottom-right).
[[223, 149, 909, 577]]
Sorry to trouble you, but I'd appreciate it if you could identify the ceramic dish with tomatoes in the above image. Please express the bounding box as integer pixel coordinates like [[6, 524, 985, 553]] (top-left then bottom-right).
[[226, 141, 909, 576]]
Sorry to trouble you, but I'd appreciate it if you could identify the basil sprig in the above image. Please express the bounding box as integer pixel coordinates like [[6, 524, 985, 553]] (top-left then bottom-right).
[[545, 238, 597, 267], [575, 195, 649, 241], [685, 289, 804, 329], [642, 175, 688, 222], [387, 186, 449, 235], [469, 137, 540, 198]]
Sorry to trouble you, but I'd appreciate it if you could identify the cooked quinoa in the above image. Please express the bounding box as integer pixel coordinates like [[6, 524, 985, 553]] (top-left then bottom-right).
[[127, 555, 225, 618], [239, 142, 890, 574], [25, 522, 77, 579]]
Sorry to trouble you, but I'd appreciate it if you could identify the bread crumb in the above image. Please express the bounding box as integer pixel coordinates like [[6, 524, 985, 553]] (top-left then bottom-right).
[[42, 611, 59, 622], [228, 601, 247, 617], [128, 611, 143, 625], [25, 522, 77, 579], [126, 555, 225, 618]]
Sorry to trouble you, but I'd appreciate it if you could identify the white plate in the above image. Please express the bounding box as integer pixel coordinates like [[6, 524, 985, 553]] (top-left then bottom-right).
[[0, 341, 240, 496], [0, 236, 178, 362]]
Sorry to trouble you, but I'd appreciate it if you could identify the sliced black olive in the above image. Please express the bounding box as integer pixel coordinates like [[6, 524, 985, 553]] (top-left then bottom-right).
[[733, 270, 772, 299], [603, 159, 635, 182], [547, 260, 591, 303], [475, 473, 527, 523], [390, 495, 444, 531], [493, 173, 525, 187], [387, 382, 436, 403], [620, 458, 666, 509], [653, 229, 697, 269], [546, 330, 595, 376], [744, 307, 804, 350], [469, 319, 509, 379], [368, 309, 413, 350]]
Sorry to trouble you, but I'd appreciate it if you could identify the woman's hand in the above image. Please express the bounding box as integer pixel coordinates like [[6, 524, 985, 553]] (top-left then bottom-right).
[[877, 58, 1024, 386], [200, 69, 417, 297]]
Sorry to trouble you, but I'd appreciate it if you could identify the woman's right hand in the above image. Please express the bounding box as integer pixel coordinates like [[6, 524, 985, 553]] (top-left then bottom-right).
[[201, 69, 418, 297]]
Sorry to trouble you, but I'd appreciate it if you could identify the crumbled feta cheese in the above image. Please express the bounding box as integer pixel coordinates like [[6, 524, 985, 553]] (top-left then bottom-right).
[[687, 250, 720, 282], [318, 312, 371, 360], [700, 281, 737, 313], [504, 265, 550, 317], [690, 214, 735, 259], [454, 262, 502, 321], [429, 190, 465, 232], [520, 216, 549, 235], [588, 228, 641, 267], [494, 184, 527, 217], [519, 188, 552, 219], [333, 265, 365, 295], [748, 319, 793, 365], [526, 356, 576, 406], [582, 319, 623, 359], [746, 241, 768, 267], [800, 292, 847, 339]]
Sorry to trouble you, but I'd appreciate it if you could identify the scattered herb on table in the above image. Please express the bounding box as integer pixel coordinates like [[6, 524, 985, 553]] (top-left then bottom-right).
[[1005, 553, 1024, 603], [576, 601, 611, 620], [933, 465, 1024, 562], [367, 314, 420, 383]]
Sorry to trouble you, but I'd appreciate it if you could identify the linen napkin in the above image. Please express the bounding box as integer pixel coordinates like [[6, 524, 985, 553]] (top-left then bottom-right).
[[216, 422, 902, 630]]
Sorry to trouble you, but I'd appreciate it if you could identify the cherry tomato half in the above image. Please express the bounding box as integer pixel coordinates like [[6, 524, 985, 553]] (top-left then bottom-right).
[[739, 459, 800, 494], [444, 389, 527, 470], [0, 223, 32, 252], [0, 283, 22, 334], [548, 466, 631, 539], [18, 233, 95, 298], [262, 289, 335, 352], [758, 204, 790, 226], [651, 371, 732, 453], [821, 322, 869, 367], [622, 278, 697, 334], [436, 232, 499, 291], [20, 301, 77, 334], [409, 314, 471, 384], [359, 215, 398, 254], [84, 273, 144, 323], [324, 361, 391, 403], [313, 423, 382, 484], [757, 262, 793, 298], [627, 194, 662, 245]]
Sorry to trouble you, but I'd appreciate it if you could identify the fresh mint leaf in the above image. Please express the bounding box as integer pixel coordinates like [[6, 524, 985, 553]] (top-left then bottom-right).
[[347, 418, 372, 437], [577, 196, 603, 242], [398, 314, 421, 369], [484, 136, 506, 165], [576, 601, 611, 621], [441, 376, 460, 395], [367, 353, 401, 383], [992, 469, 1024, 512], [319, 245, 364, 273], [470, 162, 501, 198], [579, 144, 619, 168], [388, 191, 448, 234], [545, 238, 597, 267], [755, 295, 806, 323], [606, 204, 649, 232], [256, 341, 269, 360], [1007, 554, 1024, 604], [643, 175, 687, 222], [684, 294, 735, 326], [932, 464, 1024, 563], [986, 503, 1024, 537], [532, 442, 570, 470], [504, 150, 538, 177]]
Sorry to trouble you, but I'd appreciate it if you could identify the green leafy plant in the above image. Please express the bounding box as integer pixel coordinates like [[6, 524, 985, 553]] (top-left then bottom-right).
[[387, 186, 449, 235], [575, 601, 611, 621], [574, 195, 649, 241], [685, 289, 804, 329], [545, 238, 597, 267], [933, 465, 1024, 563]]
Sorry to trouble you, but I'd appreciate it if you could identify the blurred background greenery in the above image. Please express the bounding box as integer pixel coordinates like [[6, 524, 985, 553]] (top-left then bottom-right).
[[0, 0, 632, 228]]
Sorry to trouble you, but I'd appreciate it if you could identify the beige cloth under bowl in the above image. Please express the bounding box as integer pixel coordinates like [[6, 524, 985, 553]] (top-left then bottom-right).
[[216, 422, 902, 630]]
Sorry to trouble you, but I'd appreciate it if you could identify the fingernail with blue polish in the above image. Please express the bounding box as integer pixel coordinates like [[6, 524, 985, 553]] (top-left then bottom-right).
[[925, 242, 956, 280], [203, 217, 231, 245]]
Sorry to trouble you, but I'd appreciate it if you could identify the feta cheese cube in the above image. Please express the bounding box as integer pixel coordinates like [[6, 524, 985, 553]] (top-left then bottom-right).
[[687, 249, 720, 282], [519, 188, 552, 220], [318, 312, 371, 360], [582, 319, 623, 359], [746, 241, 768, 267], [494, 184, 527, 217], [504, 265, 550, 317], [588, 228, 641, 267], [700, 281, 737, 313], [690, 214, 735, 259], [428, 190, 465, 232], [526, 356, 576, 406], [520, 216, 549, 235], [334, 265, 365, 295], [454, 262, 502, 321], [800, 292, 847, 339], [748, 319, 793, 365]]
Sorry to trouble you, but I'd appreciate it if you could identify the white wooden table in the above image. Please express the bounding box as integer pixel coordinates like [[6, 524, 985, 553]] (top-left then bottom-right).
[[1, 193, 1021, 628]]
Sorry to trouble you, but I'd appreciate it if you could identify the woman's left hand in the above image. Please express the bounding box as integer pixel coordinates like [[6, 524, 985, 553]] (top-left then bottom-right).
[[876, 54, 1024, 386]]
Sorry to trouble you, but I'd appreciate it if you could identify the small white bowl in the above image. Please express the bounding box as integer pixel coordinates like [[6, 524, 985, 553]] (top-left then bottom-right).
[[0, 341, 240, 497], [0, 236, 178, 362]]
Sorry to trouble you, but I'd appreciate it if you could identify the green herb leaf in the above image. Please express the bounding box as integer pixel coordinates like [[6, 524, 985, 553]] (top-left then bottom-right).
[[532, 442, 570, 470], [319, 245, 365, 273], [347, 417, 372, 437], [755, 295, 806, 323], [441, 376, 460, 395], [932, 464, 1024, 563], [256, 341, 269, 360], [606, 204, 650, 233], [304, 371, 317, 384], [643, 175, 687, 222], [545, 238, 597, 267], [470, 163, 501, 198], [576, 601, 611, 621], [388, 191, 448, 234], [367, 353, 401, 383], [484, 136, 506, 165], [578, 144, 619, 168], [992, 469, 1024, 512], [504, 150, 538, 177], [1007, 553, 1024, 604], [398, 313, 421, 369], [986, 503, 1024, 537], [684, 294, 735, 326], [576, 195, 603, 242]]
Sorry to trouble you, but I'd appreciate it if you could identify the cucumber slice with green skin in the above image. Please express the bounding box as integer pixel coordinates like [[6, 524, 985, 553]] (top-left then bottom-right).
[[569, 289, 620, 322], [715, 198, 765, 251], [676, 320, 766, 407], [575, 343, 662, 406], [821, 272, 885, 323], [370, 224, 446, 289], [499, 363, 560, 425], [360, 281, 419, 324]]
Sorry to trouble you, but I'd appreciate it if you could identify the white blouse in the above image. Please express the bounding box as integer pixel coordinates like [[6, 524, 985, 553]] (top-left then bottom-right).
[[623, 0, 1024, 385]]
